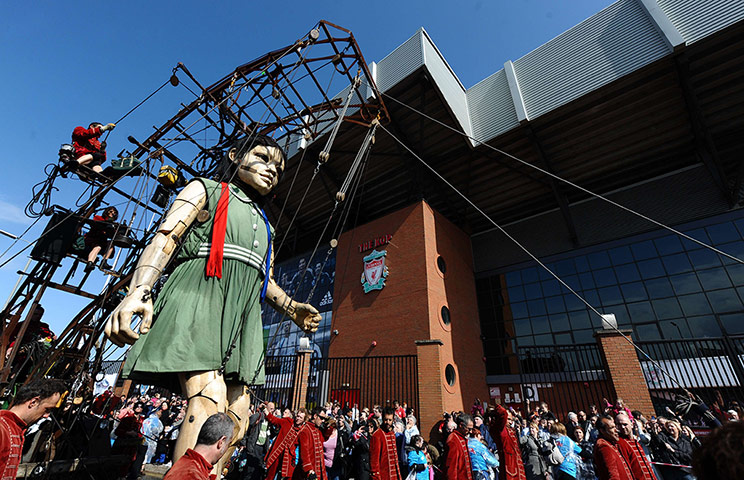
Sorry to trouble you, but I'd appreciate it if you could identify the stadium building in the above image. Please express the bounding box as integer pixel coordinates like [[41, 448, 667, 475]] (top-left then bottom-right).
[[264, 0, 744, 429]]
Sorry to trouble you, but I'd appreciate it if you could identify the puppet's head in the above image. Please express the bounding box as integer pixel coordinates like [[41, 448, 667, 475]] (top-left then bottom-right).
[[220, 134, 286, 198]]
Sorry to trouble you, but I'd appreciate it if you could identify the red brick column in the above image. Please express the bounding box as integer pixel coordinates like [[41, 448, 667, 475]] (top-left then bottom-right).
[[416, 339, 444, 440], [292, 349, 313, 411], [595, 329, 655, 417]]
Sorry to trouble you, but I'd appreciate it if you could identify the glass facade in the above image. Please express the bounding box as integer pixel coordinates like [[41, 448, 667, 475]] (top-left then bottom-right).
[[476, 213, 744, 375]]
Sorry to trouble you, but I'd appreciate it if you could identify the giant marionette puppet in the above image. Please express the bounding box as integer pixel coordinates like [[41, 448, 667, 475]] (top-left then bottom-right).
[[104, 134, 321, 462]]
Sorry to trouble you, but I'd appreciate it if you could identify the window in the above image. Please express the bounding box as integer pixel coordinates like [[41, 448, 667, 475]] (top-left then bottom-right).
[[669, 273, 702, 295], [661, 253, 693, 275], [621, 282, 648, 302], [707, 289, 742, 313], [688, 249, 721, 269], [697, 268, 732, 290], [687, 315, 721, 337], [706, 223, 740, 244], [651, 298, 682, 320], [654, 236, 684, 255], [593, 268, 617, 288], [631, 240, 657, 260], [719, 313, 744, 335], [445, 364, 456, 386], [635, 323, 662, 341], [615, 264, 641, 283], [645, 278, 674, 299], [638, 259, 665, 279], [441, 306, 451, 326], [608, 246, 634, 265], [678, 293, 712, 316], [437, 255, 447, 274]]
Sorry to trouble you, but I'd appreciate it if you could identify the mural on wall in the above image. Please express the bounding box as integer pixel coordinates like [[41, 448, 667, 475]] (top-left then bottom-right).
[[262, 252, 336, 359]]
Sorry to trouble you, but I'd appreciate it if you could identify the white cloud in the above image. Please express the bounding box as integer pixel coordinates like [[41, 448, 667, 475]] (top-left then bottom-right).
[[0, 199, 29, 225]]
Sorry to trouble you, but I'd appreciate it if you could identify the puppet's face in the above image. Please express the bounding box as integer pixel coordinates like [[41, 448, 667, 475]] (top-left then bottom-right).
[[229, 144, 284, 196]]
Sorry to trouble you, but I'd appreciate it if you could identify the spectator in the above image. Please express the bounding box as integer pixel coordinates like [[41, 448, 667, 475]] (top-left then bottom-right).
[[352, 419, 376, 480], [142, 407, 165, 465], [394, 401, 406, 420], [650, 419, 695, 480], [472, 398, 485, 418], [468, 428, 498, 480], [570, 426, 595, 480], [404, 415, 420, 446], [407, 434, 431, 480], [370, 406, 402, 480], [550, 422, 582, 480], [323, 417, 349, 480], [235, 402, 274, 480], [615, 412, 657, 480], [538, 402, 557, 422], [490, 405, 526, 480], [297, 407, 329, 480], [692, 420, 744, 480], [474, 414, 497, 453], [0, 379, 65, 479], [519, 422, 549, 480], [446, 413, 474, 479], [163, 412, 234, 480]]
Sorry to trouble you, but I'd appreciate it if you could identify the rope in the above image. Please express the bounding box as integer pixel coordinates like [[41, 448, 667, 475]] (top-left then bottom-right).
[[379, 123, 695, 395], [317, 73, 361, 164]]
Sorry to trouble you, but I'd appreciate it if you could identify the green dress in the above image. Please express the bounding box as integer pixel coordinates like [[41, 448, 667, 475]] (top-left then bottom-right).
[[122, 178, 270, 391]]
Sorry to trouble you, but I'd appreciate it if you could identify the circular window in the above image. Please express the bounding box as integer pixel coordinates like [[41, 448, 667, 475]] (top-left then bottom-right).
[[441, 306, 451, 326], [437, 255, 447, 274], [445, 364, 456, 387]]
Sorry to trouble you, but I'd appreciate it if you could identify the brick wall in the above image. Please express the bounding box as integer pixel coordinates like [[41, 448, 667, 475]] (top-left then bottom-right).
[[330, 201, 489, 437], [595, 329, 655, 417]]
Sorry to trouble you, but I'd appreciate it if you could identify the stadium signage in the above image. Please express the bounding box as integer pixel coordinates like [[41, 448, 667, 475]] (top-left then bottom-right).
[[358, 234, 392, 253]]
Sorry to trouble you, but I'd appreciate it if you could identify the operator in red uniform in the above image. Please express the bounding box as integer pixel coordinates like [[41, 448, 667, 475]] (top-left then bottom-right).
[[294, 407, 328, 480], [0, 379, 66, 479], [265, 406, 307, 480], [71, 121, 116, 173], [446, 413, 474, 480], [490, 404, 527, 480], [370, 406, 401, 480]]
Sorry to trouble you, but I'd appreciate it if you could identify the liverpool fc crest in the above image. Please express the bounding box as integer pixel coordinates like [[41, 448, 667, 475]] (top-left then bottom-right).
[[361, 249, 388, 293]]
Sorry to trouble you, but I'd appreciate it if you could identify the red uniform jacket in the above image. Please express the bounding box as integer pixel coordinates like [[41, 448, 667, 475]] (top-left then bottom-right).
[[621, 438, 657, 480], [294, 422, 328, 480], [490, 405, 526, 480], [446, 430, 473, 480], [593, 438, 635, 480], [265, 413, 303, 479], [163, 448, 213, 480], [0, 410, 27, 480], [72, 125, 105, 160], [369, 428, 401, 480]]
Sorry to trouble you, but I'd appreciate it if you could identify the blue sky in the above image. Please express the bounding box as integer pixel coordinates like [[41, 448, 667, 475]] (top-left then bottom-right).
[[0, 0, 615, 337]]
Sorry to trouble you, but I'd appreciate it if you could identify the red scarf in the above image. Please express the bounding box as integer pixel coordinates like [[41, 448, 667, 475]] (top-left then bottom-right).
[[206, 182, 230, 278]]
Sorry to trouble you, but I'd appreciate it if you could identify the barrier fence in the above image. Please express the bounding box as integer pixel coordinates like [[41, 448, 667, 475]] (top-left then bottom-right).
[[514, 344, 616, 419], [636, 335, 744, 413], [250, 354, 419, 413]]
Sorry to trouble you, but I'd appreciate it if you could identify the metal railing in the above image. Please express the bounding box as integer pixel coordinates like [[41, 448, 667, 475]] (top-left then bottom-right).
[[515, 344, 616, 420], [250, 354, 419, 413], [309, 355, 419, 413], [636, 336, 744, 412]]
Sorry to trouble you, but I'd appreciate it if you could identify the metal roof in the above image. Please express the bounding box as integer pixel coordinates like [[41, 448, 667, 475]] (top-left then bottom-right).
[[270, 0, 744, 260]]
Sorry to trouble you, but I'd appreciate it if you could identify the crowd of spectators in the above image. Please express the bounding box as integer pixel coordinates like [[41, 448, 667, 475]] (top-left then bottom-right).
[[7, 384, 744, 480]]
